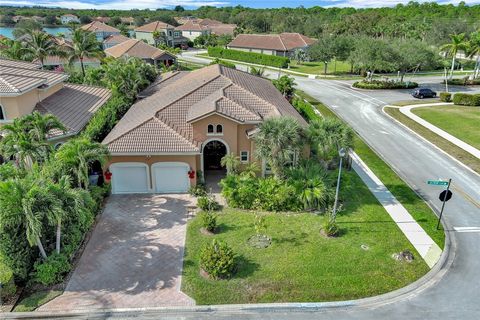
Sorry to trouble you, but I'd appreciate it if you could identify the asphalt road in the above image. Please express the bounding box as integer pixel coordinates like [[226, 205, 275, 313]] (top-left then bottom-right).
[[11, 55, 480, 320]]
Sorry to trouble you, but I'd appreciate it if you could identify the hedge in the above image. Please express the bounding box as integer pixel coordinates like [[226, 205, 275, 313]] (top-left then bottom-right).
[[0, 253, 16, 299], [446, 78, 480, 86], [453, 93, 480, 106], [439, 92, 452, 102], [353, 80, 418, 89], [292, 97, 317, 121], [208, 46, 290, 68]]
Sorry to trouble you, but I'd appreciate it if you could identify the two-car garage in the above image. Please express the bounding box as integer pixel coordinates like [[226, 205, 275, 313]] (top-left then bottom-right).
[[110, 162, 191, 194]]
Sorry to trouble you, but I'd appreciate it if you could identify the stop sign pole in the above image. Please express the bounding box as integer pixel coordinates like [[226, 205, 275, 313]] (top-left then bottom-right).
[[436, 178, 452, 230]]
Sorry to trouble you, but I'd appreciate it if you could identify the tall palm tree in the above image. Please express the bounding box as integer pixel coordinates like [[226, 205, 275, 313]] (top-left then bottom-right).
[[28, 111, 66, 143], [440, 33, 468, 80], [467, 31, 480, 79], [55, 138, 109, 189], [272, 76, 296, 98], [307, 118, 354, 163], [254, 117, 303, 179], [67, 29, 104, 77], [21, 30, 64, 68]]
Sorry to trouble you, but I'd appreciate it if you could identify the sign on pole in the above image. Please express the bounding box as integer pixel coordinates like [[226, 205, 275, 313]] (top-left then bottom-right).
[[427, 180, 449, 186], [434, 178, 452, 230]]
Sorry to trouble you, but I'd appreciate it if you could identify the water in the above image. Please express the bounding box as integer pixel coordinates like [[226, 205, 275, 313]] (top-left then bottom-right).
[[0, 26, 71, 39]]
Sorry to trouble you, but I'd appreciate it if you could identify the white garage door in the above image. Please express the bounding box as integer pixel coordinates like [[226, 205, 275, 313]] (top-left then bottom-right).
[[153, 162, 190, 193], [110, 163, 149, 194]]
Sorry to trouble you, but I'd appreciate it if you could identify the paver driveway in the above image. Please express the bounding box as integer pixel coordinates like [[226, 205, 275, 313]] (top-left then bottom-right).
[[40, 194, 195, 311]]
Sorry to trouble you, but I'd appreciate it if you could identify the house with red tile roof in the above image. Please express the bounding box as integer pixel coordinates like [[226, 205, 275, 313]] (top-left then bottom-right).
[[134, 21, 188, 47], [102, 64, 306, 194], [81, 21, 121, 42], [228, 33, 316, 57], [105, 39, 176, 66]]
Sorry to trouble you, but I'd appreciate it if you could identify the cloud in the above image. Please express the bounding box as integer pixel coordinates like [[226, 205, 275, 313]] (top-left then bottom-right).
[[0, 0, 229, 10], [323, 0, 480, 8]]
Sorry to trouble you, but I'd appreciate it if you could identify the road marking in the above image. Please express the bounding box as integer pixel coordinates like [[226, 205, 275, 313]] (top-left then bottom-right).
[[453, 227, 480, 233], [450, 184, 480, 209]]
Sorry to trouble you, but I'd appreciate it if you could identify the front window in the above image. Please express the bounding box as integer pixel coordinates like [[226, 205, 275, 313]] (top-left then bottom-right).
[[168, 30, 173, 37], [0, 105, 4, 120], [216, 124, 223, 134], [207, 124, 214, 134], [240, 151, 249, 163]]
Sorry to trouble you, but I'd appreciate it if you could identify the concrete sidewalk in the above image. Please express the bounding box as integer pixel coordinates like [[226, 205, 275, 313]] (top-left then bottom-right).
[[350, 152, 442, 268], [399, 103, 480, 159]]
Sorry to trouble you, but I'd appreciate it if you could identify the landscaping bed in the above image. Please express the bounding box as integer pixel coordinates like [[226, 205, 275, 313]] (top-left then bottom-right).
[[182, 170, 430, 304], [353, 80, 418, 90], [446, 78, 480, 86]]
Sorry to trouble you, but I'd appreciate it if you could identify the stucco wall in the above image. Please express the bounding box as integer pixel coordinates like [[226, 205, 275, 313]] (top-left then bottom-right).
[[227, 46, 276, 56], [106, 154, 198, 188]]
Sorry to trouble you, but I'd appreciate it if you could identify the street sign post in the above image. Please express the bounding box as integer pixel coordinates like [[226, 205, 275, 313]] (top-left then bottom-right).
[[435, 179, 452, 230], [427, 180, 449, 186]]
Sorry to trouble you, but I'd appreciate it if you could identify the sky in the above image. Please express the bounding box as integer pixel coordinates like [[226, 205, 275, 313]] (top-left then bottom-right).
[[1, 0, 480, 10]]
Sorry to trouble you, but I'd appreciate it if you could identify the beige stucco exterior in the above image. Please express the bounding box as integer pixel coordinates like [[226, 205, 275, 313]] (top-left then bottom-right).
[[181, 30, 209, 41], [0, 82, 64, 125]]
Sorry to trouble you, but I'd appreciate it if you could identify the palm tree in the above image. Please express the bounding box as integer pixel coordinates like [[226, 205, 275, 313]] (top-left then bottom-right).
[[467, 31, 480, 79], [272, 75, 296, 98], [440, 33, 468, 80], [307, 118, 354, 163], [55, 138, 109, 189], [0, 38, 25, 60], [21, 30, 64, 68], [254, 117, 303, 179], [249, 66, 265, 77], [220, 153, 240, 174], [0, 175, 61, 259], [0, 112, 66, 168], [67, 29, 104, 77]]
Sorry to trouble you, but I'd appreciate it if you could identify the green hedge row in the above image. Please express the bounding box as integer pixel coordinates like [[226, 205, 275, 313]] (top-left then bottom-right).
[[208, 46, 290, 68], [82, 94, 131, 142], [0, 253, 16, 299], [439, 92, 452, 102], [353, 80, 418, 89], [292, 97, 317, 121], [453, 93, 480, 106], [446, 78, 480, 86]]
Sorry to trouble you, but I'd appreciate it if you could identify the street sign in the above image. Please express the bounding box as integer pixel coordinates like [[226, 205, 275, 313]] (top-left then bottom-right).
[[427, 180, 449, 186], [439, 190, 453, 202]]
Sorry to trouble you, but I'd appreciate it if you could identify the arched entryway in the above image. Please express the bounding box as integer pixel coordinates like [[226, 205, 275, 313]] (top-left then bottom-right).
[[202, 139, 228, 192]]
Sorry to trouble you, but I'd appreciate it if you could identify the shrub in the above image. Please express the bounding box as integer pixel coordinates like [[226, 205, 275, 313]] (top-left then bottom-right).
[[33, 253, 71, 286], [197, 195, 220, 211], [292, 97, 317, 121], [189, 184, 207, 197], [0, 254, 16, 299], [439, 92, 452, 102], [209, 58, 236, 69], [353, 80, 418, 89], [0, 163, 24, 181], [208, 46, 289, 68], [453, 93, 480, 106], [201, 211, 217, 232], [446, 77, 480, 86], [200, 239, 236, 279]]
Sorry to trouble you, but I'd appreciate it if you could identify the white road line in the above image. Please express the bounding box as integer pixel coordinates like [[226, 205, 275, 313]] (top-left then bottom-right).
[[453, 227, 480, 233]]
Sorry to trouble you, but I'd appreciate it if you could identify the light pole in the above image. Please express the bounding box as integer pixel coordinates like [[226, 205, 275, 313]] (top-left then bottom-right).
[[332, 148, 346, 220]]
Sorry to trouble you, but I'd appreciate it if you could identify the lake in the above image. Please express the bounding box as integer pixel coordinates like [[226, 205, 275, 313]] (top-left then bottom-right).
[[0, 27, 72, 39]]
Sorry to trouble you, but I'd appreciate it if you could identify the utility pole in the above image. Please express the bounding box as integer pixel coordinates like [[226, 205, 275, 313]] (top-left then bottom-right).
[[332, 148, 346, 220]]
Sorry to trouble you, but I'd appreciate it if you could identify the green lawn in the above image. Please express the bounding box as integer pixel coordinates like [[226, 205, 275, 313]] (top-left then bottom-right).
[[13, 290, 62, 312], [412, 105, 480, 150], [296, 91, 445, 248], [289, 60, 352, 75], [384, 107, 480, 175], [391, 99, 439, 107], [182, 170, 430, 305]]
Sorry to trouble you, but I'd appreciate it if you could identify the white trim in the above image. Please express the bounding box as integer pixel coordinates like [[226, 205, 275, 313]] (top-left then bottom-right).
[[240, 150, 249, 163], [201, 138, 230, 172], [151, 162, 191, 194], [109, 162, 151, 194]]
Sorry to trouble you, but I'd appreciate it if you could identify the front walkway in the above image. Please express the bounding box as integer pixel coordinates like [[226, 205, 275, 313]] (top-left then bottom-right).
[[39, 194, 195, 311], [350, 152, 442, 268], [399, 103, 480, 159]]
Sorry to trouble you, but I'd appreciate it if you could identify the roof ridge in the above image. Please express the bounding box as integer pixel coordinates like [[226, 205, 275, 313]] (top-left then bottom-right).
[[219, 84, 260, 118], [277, 34, 287, 51], [227, 80, 278, 115]]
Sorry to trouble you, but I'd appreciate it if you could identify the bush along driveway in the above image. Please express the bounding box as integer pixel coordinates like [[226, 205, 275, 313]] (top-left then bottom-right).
[[39, 194, 195, 311]]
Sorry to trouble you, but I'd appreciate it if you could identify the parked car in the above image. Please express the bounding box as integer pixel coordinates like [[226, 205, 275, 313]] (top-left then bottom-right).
[[412, 88, 437, 99]]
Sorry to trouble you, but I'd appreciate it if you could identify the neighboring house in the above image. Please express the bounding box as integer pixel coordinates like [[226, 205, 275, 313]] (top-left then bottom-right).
[[94, 16, 111, 24], [104, 39, 176, 66], [102, 34, 130, 49], [102, 64, 306, 194], [81, 21, 121, 42], [134, 21, 188, 47], [61, 14, 80, 24], [174, 21, 210, 41], [120, 17, 135, 26], [0, 58, 111, 144], [228, 32, 316, 57], [33, 56, 101, 69], [174, 17, 236, 37]]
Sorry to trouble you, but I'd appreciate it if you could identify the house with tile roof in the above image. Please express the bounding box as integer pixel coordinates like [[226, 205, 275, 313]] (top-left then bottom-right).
[[0, 58, 110, 143], [61, 14, 80, 24], [81, 21, 121, 42], [174, 17, 236, 40], [134, 21, 188, 47], [102, 34, 130, 49], [105, 39, 176, 66], [102, 64, 306, 194], [175, 21, 210, 41], [228, 33, 316, 57]]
